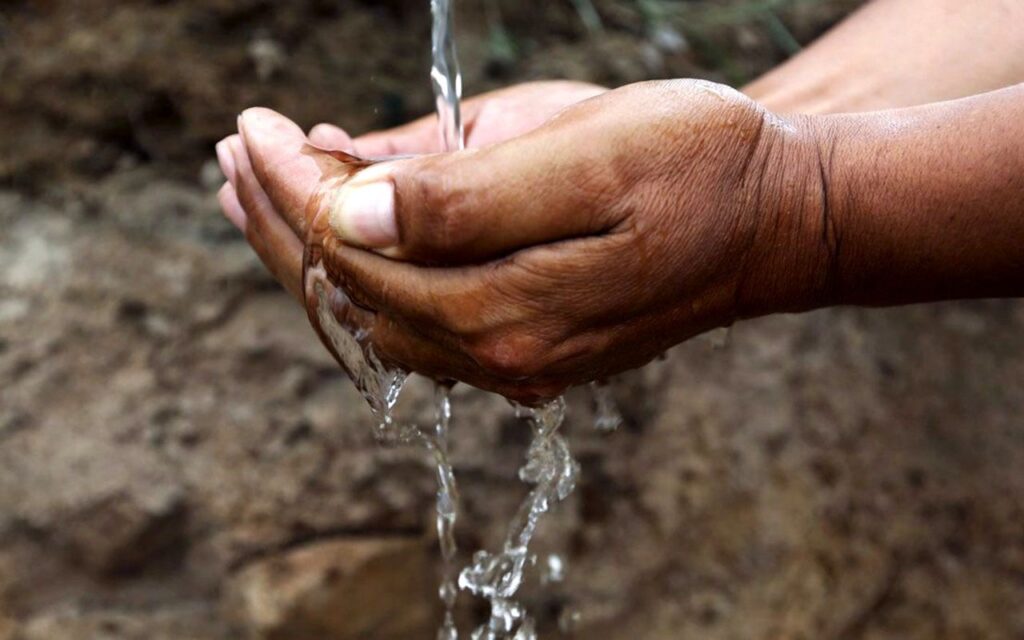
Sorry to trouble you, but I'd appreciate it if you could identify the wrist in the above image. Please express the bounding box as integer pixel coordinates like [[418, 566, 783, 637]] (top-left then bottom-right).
[[734, 111, 843, 319], [796, 87, 1024, 307]]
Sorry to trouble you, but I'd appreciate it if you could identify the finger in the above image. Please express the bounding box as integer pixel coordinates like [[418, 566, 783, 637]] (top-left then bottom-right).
[[218, 182, 247, 232], [216, 137, 238, 185], [330, 239, 595, 400], [334, 227, 671, 382], [308, 123, 356, 151], [371, 314, 566, 404], [371, 314, 479, 382], [324, 243, 511, 341], [325, 104, 629, 264], [351, 86, 513, 156], [228, 136, 304, 301], [239, 107, 359, 239], [353, 82, 607, 158], [327, 245, 580, 388], [354, 112, 447, 157]]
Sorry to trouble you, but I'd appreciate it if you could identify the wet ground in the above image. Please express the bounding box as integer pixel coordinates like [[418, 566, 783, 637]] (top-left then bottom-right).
[[2, 1, 1023, 639]]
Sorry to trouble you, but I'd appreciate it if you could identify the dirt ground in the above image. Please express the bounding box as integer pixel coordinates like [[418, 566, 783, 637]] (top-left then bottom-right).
[[2, 1, 1024, 639]]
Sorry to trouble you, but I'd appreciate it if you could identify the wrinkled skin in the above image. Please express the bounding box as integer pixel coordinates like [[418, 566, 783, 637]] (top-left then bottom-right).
[[218, 80, 827, 403]]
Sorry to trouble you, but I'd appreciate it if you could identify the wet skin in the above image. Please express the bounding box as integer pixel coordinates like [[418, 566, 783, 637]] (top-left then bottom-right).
[[218, 79, 1024, 403]]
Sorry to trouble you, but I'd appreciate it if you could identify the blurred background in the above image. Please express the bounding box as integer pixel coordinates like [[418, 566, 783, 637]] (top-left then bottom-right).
[[2, 1, 1024, 638]]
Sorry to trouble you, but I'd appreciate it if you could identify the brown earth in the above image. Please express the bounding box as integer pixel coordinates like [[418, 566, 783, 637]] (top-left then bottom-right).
[[2, 1, 1023, 639]]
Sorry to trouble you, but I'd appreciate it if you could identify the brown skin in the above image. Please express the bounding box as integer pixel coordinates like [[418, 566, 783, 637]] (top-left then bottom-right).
[[216, 80, 606, 302], [216, 0, 1024, 402], [813, 86, 1024, 307], [221, 81, 822, 402], [218, 78, 1024, 403], [746, 0, 1024, 114]]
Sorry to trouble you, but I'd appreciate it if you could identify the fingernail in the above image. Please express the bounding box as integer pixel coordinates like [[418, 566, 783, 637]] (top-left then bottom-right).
[[329, 181, 398, 248], [216, 140, 236, 183]]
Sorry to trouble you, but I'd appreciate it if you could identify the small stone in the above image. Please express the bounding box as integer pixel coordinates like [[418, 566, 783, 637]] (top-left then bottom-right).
[[225, 537, 437, 640], [59, 488, 188, 575]]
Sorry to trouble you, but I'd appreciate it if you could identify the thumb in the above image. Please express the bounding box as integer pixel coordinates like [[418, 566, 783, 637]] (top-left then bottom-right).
[[326, 114, 626, 264]]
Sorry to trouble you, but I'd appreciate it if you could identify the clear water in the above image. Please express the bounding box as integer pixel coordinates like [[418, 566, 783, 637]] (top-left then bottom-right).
[[459, 398, 579, 639], [429, 2, 585, 636], [302, 267, 461, 637], [590, 382, 624, 432], [431, 0, 464, 153], [304, 2, 625, 637], [430, 1, 465, 635]]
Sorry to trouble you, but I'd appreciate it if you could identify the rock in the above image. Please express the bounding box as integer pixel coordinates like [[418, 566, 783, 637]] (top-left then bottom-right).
[[57, 489, 187, 576], [226, 538, 437, 640], [0, 425, 187, 576]]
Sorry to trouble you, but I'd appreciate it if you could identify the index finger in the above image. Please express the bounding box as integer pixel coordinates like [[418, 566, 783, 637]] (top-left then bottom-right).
[[238, 107, 359, 239]]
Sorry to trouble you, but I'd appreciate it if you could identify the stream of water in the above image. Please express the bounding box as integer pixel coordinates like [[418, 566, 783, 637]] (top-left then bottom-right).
[[430, 2, 464, 636], [427, 4, 587, 638], [303, 2, 622, 637], [429, 2, 625, 636]]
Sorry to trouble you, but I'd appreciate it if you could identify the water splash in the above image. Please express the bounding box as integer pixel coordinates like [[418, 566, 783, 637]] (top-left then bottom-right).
[[429, 1, 586, 634], [459, 398, 579, 639], [308, 274, 408, 434], [540, 554, 566, 585], [589, 381, 623, 432]]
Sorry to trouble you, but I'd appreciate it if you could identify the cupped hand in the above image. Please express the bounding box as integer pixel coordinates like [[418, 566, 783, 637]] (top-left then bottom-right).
[[215, 80, 604, 302], [219, 80, 831, 403]]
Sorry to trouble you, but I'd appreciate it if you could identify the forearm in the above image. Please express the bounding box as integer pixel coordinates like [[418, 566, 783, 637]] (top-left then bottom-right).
[[745, 0, 1024, 114], [815, 84, 1024, 307]]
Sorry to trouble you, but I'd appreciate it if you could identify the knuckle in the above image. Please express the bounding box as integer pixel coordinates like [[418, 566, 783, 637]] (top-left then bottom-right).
[[403, 166, 476, 256]]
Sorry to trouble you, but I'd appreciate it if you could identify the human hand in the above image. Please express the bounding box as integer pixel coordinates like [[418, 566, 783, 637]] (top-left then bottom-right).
[[309, 80, 606, 155], [213, 81, 605, 341], [221, 80, 830, 403]]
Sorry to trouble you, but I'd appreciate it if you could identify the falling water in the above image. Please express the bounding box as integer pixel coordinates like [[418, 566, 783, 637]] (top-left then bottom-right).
[[431, 0, 464, 153], [430, 0, 464, 636], [305, 2, 622, 637], [590, 381, 624, 432], [427, 1, 590, 636], [458, 399, 579, 639], [304, 261, 461, 639], [428, 2, 585, 637]]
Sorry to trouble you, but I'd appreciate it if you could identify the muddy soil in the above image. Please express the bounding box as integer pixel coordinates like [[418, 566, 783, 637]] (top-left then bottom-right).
[[2, 1, 1023, 639]]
